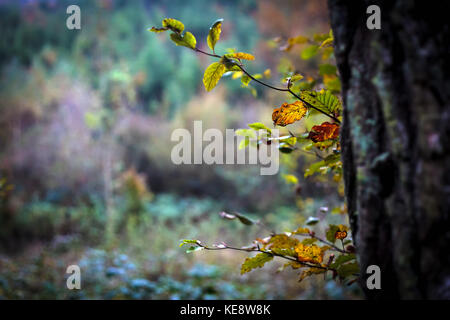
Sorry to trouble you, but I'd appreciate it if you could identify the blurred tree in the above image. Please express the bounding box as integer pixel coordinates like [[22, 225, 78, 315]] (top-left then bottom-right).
[[329, 0, 450, 299]]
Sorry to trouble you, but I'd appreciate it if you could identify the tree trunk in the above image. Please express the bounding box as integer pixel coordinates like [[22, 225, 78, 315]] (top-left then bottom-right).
[[328, 0, 450, 299]]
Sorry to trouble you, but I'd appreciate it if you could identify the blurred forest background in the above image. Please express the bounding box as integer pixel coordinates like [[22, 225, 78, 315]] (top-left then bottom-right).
[[0, 0, 361, 299]]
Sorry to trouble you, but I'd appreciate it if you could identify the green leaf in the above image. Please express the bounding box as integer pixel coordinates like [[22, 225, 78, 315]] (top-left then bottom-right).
[[162, 18, 184, 33], [240, 253, 273, 274], [186, 246, 204, 254], [248, 122, 272, 133], [203, 62, 226, 91], [290, 74, 304, 82], [304, 160, 325, 178], [279, 147, 294, 154], [324, 153, 341, 166], [302, 238, 318, 245], [336, 262, 360, 278], [330, 254, 356, 269], [235, 213, 254, 225], [301, 45, 318, 60], [219, 211, 254, 225], [207, 19, 223, 53], [236, 129, 257, 140], [179, 239, 200, 247], [300, 90, 342, 115], [239, 138, 250, 150]]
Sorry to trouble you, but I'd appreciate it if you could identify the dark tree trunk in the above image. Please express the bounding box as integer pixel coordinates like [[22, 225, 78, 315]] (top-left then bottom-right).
[[328, 0, 450, 299]]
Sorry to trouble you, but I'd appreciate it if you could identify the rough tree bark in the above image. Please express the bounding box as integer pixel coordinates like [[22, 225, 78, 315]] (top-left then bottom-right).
[[328, 0, 450, 299]]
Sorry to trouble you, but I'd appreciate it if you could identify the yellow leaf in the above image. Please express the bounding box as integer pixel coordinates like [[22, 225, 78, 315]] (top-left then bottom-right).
[[263, 69, 271, 78], [264, 234, 299, 252], [207, 19, 223, 52], [203, 62, 226, 91], [232, 71, 243, 79], [183, 32, 197, 49], [283, 174, 298, 185], [170, 32, 196, 49], [162, 18, 184, 33], [295, 243, 325, 264], [272, 101, 307, 126], [226, 52, 255, 60]]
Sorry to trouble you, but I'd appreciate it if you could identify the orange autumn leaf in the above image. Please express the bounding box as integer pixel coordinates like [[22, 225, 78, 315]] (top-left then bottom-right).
[[295, 243, 324, 264], [308, 122, 340, 142], [335, 231, 347, 240], [335, 224, 349, 240], [272, 101, 307, 126]]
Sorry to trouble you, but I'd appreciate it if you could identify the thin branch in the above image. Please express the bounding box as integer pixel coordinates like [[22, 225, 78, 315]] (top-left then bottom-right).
[[236, 64, 289, 92], [196, 242, 333, 271], [194, 48, 221, 58], [192, 48, 341, 124]]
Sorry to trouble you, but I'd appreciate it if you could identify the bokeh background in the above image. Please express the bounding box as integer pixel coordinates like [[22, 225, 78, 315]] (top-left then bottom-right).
[[0, 0, 361, 299]]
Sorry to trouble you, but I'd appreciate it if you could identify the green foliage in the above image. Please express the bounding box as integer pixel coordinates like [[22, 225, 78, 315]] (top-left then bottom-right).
[[240, 253, 274, 275], [336, 262, 360, 279], [300, 90, 342, 115]]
